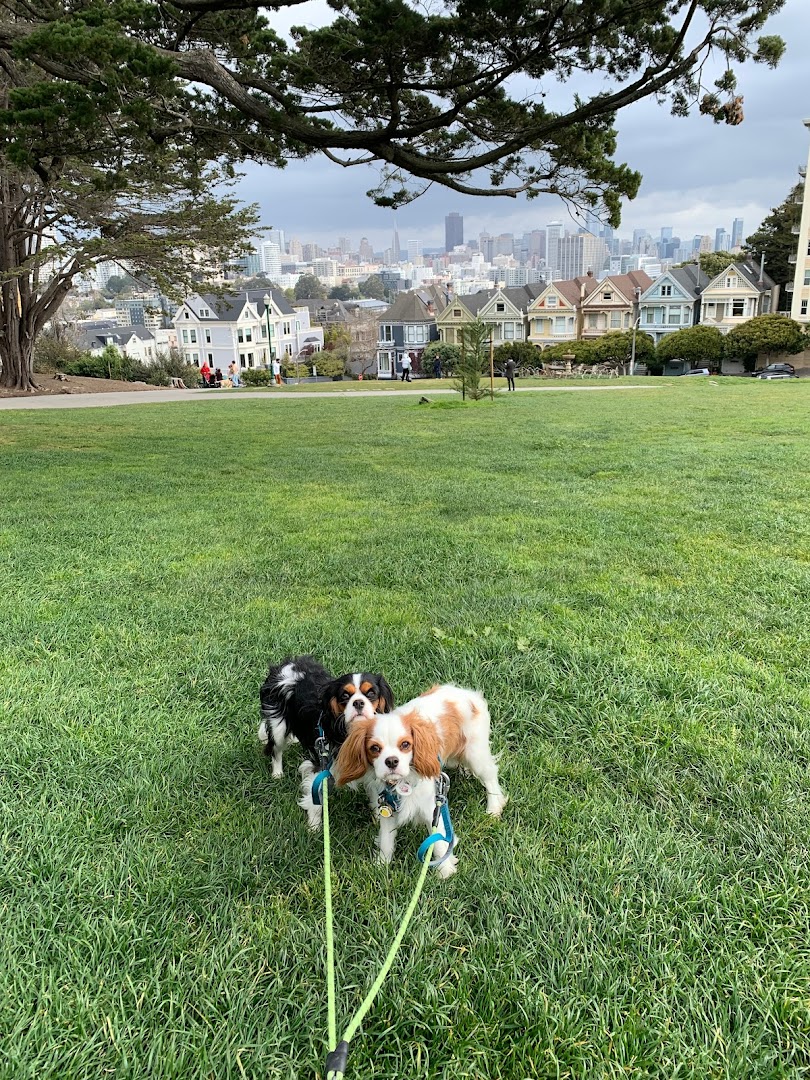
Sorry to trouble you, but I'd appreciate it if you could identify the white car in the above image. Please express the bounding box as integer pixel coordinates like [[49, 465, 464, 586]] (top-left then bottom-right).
[[681, 368, 711, 376], [756, 371, 798, 380]]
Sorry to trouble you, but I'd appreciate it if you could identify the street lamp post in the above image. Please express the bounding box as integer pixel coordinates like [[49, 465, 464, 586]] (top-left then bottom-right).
[[629, 287, 642, 376], [263, 293, 275, 375]]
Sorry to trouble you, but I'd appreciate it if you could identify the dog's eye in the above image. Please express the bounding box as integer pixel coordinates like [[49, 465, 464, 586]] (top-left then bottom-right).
[[399, 741, 411, 751], [366, 689, 377, 700], [368, 743, 383, 756], [338, 692, 350, 703]]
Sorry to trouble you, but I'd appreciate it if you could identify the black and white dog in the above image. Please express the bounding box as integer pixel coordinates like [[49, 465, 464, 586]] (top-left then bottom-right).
[[258, 655, 394, 828]]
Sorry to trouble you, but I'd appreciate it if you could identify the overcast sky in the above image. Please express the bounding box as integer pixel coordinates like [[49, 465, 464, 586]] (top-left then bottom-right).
[[236, 0, 809, 251]]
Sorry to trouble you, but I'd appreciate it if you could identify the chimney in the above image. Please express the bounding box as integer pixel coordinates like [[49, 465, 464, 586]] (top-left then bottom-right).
[[586, 269, 594, 277], [426, 300, 435, 315]]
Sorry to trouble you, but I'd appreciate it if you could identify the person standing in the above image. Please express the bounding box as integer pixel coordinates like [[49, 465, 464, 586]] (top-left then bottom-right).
[[505, 357, 516, 392], [433, 356, 442, 379], [271, 357, 282, 385], [400, 354, 412, 382], [200, 359, 211, 387], [228, 360, 240, 387]]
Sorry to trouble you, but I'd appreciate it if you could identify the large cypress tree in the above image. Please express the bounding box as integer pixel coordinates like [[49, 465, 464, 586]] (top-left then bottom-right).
[[0, 0, 787, 389]]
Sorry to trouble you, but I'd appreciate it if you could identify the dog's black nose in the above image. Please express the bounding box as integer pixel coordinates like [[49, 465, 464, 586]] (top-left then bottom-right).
[[384, 756, 399, 770], [353, 699, 365, 711]]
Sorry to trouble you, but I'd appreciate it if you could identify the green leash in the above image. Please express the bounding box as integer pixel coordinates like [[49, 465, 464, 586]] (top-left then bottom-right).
[[321, 782, 435, 1080]]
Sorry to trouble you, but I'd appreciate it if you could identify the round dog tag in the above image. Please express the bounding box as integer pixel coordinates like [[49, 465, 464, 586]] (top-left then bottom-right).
[[378, 805, 393, 818], [396, 782, 412, 795]]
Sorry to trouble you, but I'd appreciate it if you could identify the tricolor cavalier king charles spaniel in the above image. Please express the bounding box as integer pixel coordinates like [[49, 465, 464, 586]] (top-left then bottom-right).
[[258, 654, 394, 828], [334, 684, 507, 878]]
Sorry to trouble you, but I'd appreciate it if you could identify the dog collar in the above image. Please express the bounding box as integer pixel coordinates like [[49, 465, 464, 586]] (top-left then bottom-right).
[[376, 781, 411, 817]]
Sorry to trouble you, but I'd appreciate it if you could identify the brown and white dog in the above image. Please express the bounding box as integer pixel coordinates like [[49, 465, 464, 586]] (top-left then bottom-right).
[[334, 684, 507, 878]]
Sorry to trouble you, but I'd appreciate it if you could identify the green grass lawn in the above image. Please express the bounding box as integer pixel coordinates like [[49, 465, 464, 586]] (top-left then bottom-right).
[[1, 380, 809, 1079]]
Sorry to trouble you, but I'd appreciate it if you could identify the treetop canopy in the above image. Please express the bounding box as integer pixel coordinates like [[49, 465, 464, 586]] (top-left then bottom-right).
[[0, 0, 786, 223]]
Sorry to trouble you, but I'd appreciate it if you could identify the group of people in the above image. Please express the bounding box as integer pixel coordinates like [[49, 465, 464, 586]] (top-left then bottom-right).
[[199, 359, 284, 388], [200, 360, 240, 388]]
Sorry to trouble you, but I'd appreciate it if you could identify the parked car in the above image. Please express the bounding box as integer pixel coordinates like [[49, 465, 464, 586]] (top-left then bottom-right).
[[755, 362, 796, 378], [680, 367, 711, 376]]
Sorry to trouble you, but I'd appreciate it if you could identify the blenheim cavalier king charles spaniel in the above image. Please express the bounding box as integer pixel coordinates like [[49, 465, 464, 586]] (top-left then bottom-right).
[[334, 684, 507, 878], [258, 654, 393, 828]]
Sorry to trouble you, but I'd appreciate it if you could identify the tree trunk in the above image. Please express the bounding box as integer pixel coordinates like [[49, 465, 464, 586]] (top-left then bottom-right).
[[0, 307, 38, 392]]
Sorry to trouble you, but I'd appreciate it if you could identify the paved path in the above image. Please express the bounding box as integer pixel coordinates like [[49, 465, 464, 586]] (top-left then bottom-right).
[[0, 384, 659, 411]]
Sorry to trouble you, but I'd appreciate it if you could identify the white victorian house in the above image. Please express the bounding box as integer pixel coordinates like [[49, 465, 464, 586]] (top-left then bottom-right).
[[173, 290, 324, 371], [699, 263, 778, 334]]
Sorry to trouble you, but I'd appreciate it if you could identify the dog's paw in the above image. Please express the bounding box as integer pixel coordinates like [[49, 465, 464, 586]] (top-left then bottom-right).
[[437, 854, 458, 879], [487, 793, 508, 817]]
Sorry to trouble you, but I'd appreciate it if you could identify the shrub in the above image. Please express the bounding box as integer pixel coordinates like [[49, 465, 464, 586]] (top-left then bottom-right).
[[310, 352, 346, 378], [241, 367, 272, 386]]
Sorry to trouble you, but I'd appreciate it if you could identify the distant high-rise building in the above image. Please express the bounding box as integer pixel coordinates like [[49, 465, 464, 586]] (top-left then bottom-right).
[[266, 229, 286, 255], [302, 243, 323, 262], [731, 217, 744, 249], [407, 239, 423, 263], [557, 232, 608, 278], [359, 237, 374, 263], [261, 241, 282, 279], [288, 237, 303, 262], [391, 223, 401, 263], [445, 212, 464, 252], [493, 233, 515, 257], [660, 226, 673, 242], [715, 228, 731, 251], [479, 233, 494, 262], [632, 228, 648, 253], [698, 234, 712, 253], [338, 236, 350, 256], [545, 221, 563, 273], [583, 208, 601, 235]]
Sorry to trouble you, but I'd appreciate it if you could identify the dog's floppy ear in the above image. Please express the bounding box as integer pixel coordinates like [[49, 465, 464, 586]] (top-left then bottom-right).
[[409, 714, 442, 779], [334, 718, 373, 786], [375, 676, 394, 713], [321, 678, 346, 720]]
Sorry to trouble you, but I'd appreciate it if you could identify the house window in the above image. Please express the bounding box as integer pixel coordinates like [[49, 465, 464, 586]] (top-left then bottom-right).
[[645, 310, 655, 325], [732, 299, 745, 317], [181, 329, 189, 344], [553, 316, 566, 334], [602, 291, 612, 300], [247, 353, 254, 367], [190, 352, 199, 363], [802, 300, 808, 316], [588, 314, 598, 328], [239, 353, 246, 367], [660, 285, 672, 296], [189, 329, 197, 344], [381, 325, 394, 342], [207, 353, 213, 362], [453, 309, 461, 317], [282, 321, 292, 335], [183, 311, 189, 319], [496, 303, 505, 312], [668, 309, 681, 325], [378, 351, 394, 376], [504, 322, 515, 339], [200, 308, 210, 317], [237, 329, 244, 343], [610, 312, 621, 328], [807, 240, 810, 255], [804, 271, 810, 286], [546, 296, 557, 307], [205, 329, 211, 344]]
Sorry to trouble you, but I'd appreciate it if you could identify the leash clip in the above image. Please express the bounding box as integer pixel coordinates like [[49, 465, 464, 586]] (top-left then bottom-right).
[[315, 734, 330, 770], [432, 771, 450, 825]]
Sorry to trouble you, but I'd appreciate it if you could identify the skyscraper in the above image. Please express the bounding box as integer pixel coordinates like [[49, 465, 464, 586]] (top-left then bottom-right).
[[391, 222, 401, 263], [358, 237, 374, 263], [545, 221, 563, 273], [557, 232, 608, 278], [715, 228, 731, 251], [445, 212, 464, 252], [731, 217, 744, 249]]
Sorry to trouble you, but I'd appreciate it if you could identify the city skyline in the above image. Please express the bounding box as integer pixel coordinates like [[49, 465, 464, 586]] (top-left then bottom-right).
[[232, 0, 806, 255]]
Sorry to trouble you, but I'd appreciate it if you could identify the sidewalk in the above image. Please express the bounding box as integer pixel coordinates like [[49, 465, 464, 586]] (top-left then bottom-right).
[[0, 384, 659, 411]]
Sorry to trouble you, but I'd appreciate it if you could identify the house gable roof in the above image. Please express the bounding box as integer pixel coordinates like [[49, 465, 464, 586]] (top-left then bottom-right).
[[582, 271, 654, 308], [703, 261, 776, 294], [190, 289, 296, 322], [380, 284, 449, 324]]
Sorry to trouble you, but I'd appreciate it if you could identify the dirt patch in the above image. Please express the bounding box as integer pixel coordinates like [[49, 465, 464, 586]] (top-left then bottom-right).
[[0, 374, 165, 399]]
